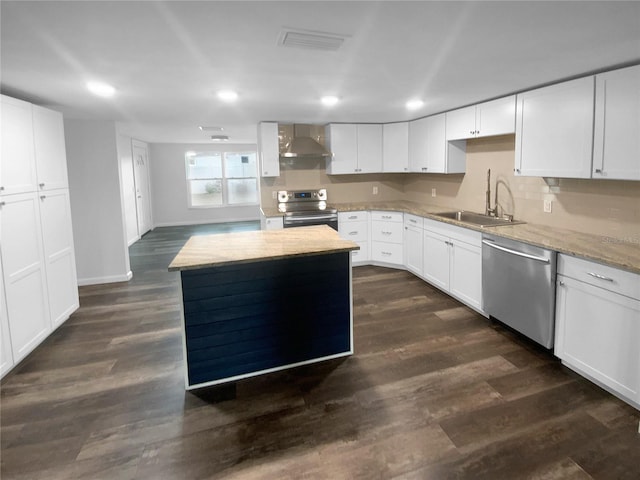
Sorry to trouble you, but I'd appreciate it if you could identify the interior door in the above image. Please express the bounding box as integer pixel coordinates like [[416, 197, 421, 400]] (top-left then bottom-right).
[[132, 139, 152, 236]]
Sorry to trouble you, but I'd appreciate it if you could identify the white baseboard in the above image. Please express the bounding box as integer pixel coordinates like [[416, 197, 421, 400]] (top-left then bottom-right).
[[77, 270, 133, 286], [152, 217, 260, 228]]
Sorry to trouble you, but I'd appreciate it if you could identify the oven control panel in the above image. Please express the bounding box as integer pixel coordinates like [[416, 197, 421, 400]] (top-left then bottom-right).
[[277, 188, 327, 203]]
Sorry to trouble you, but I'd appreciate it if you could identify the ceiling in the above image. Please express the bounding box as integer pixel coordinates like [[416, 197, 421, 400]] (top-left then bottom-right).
[[2, 1, 639, 144]]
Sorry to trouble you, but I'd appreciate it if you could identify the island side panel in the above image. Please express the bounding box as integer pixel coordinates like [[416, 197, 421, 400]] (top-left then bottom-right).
[[180, 252, 352, 388]]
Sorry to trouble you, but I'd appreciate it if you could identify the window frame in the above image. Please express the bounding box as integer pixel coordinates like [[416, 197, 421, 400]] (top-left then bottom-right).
[[185, 149, 258, 209]]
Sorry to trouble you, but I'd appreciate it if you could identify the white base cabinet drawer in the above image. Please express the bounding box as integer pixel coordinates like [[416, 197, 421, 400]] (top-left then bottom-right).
[[371, 220, 403, 244], [339, 221, 368, 242], [558, 254, 639, 300], [370, 211, 403, 223], [339, 211, 368, 222], [351, 242, 369, 264], [371, 242, 403, 265]]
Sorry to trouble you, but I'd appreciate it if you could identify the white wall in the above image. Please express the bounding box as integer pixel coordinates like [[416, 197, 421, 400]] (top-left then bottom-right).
[[116, 134, 139, 246], [64, 119, 132, 285], [149, 143, 260, 227]]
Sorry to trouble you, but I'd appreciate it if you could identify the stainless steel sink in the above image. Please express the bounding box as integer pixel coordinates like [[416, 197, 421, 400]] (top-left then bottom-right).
[[434, 211, 525, 227]]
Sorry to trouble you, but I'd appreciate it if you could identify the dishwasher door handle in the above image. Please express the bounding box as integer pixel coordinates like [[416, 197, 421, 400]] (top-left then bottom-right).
[[482, 239, 550, 264]]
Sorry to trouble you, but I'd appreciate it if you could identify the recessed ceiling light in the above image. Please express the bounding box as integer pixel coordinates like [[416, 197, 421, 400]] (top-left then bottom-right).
[[87, 81, 115, 97], [406, 99, 424, 110], [217, 90, 238, 102], [321, 96, 339, 106]]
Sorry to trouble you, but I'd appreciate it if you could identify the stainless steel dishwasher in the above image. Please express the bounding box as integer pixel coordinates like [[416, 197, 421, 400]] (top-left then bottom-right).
[[482, 234, 557, 348]]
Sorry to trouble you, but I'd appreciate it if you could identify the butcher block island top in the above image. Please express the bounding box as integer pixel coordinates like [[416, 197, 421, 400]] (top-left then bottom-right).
[[168, 225, 360, 271]]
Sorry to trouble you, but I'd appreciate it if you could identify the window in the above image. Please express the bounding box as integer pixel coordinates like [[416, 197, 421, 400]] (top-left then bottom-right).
[[185, 151, 258, 208]]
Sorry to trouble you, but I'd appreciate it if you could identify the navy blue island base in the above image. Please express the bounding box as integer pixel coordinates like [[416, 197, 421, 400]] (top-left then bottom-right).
[[179, 251, 353, 389]]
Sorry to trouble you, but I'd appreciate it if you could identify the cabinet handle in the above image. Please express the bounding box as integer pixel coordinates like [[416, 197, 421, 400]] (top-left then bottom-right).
[[0, 186, 4, 191], [470, 130, 474, 135], [586, 272, 614, 282], [558, 281, 565, 286], [421, 167, 428, 171], [39, 183, 45, 188], [348, 215, 357, 220], [349, 231, 358, 235], [381, 251, 392, 256], [40, 195, 46, 200], [0, 201, 5, 207], [382, 231, 392, 235], [514, 168, 521, 173], [382, 215, 391, 219], [594, 169, 602, 174]]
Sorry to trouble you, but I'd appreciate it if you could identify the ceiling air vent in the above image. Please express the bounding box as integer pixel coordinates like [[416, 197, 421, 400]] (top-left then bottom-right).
[[210, 135, 229, 142], [277, 28, 349, 51]]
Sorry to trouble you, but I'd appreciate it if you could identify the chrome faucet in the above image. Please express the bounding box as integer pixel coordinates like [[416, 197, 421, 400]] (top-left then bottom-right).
[[485, 168, 497, 217]]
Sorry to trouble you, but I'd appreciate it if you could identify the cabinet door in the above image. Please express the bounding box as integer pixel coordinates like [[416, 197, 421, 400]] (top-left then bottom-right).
[[445, 106, 476, 140], [423, 229, 450, 291], [258, 122, 280, 177], [39, 189, 79, 328], [32, 105, 69, 190], [476, 96, 516, 138], [326, 124, 358, 174], [0, 192, 51, 363], [425, 114, 447, 173], [515, 76, 594, 178], [0, 95, 36, 195], [408, 117, 430, 172], [555, 276, 640, 403], [404, 224, 423, 276], [449, 239, 482, 311], [356, 124, 383, 173], [382, 122, 409, 172], [0, 256, 14, 378], [593, 65, 640, 180]]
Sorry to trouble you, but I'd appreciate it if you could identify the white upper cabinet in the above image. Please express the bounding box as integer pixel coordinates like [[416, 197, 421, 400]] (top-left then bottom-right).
[[326, 123, 382, 174], [409, 114, 465, 174], [257, 122, 280, 177], [408, 116, 429, 172], [382, 122, 409, 172], [515, 76, 595, 178], [32, 105, 69, 190], [592, 65, 640, 180], [0, 95, 37, 195], [446, 96, 516, 140], [357, 124, 383, 173]]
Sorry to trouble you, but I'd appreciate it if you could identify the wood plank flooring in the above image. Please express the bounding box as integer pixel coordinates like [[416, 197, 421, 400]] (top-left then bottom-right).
[[1, 222, 639, 479]]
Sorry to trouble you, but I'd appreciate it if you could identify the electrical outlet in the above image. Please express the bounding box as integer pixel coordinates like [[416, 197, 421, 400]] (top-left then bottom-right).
[[272, 191, 277, 199], [544, 199, 553, 213], [373, 186, 378, 195], [431, 188, 436, 198]]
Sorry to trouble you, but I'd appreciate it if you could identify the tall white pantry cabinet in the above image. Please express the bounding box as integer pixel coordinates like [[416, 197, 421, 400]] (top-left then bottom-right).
[[0, 94, 79, 378]]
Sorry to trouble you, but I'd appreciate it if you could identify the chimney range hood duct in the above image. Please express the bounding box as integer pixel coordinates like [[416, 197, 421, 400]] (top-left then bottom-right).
[[282, 124, 331, 158]]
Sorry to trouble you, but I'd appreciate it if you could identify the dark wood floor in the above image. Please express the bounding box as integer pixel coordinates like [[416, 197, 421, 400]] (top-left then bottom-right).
[[1, 222, 639, 479]]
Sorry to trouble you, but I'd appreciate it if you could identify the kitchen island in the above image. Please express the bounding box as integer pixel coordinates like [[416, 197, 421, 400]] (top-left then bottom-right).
[[168, 225, 360, 389]]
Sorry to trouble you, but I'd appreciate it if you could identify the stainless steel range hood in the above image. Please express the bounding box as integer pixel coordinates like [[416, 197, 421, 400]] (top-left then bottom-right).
[[280, 124, 331, 158]]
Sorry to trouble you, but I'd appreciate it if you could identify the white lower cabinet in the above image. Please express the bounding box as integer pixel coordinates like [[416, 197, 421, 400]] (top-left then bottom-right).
[[403, 214, 423, 276], [39, 189, 79, 328], [261, 215, 283, 230], [0, 192, 51, 364], [555, 255, 640, 408], [338, 211, 369, 265], [0, 257, 14, 377], [422, 219, 483, 312], [370, 211, 403, 266]]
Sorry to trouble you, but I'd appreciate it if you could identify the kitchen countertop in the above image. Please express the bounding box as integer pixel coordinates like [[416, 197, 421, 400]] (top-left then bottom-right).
[[261, 201, 640, 274], [168, 225, 360, 272]]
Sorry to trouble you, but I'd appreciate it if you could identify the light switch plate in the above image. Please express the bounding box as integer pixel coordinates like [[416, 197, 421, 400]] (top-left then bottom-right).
[[544, 199, 552, 213]]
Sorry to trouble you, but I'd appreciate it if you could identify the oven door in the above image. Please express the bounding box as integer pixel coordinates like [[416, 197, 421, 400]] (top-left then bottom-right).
[[283, 213, 339, 231]]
